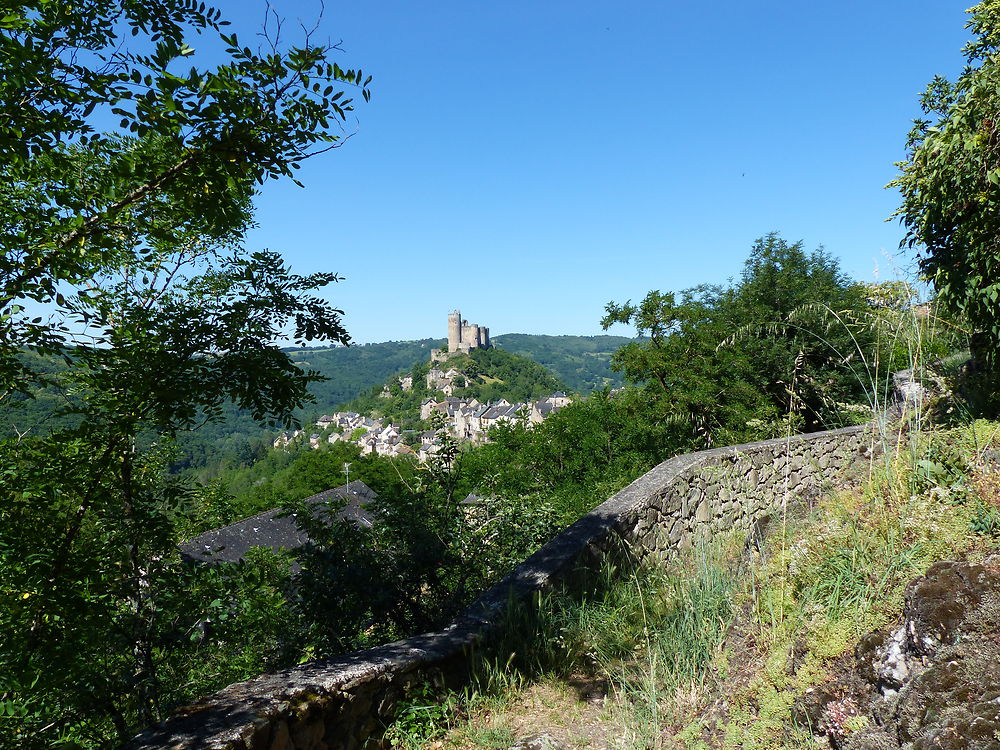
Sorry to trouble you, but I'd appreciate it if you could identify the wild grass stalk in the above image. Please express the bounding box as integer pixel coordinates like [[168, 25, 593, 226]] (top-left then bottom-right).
[[389, 417, 998, 749]]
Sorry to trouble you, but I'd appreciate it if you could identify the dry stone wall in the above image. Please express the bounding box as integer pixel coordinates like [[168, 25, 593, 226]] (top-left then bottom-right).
[[127, 422, 887, 750]]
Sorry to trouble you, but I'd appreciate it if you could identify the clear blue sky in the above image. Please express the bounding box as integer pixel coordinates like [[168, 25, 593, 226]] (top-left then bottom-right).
[[217, 1, 971, 344]]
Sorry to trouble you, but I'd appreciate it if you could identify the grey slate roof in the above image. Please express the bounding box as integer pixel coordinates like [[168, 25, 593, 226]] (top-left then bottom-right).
[[535, 401, 554, 415], [179, 480, 377, 565]]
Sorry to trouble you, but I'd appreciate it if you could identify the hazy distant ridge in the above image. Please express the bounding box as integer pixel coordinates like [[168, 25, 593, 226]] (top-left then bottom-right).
[[2, 336, 634, 477], [286, 334, 633, 410]]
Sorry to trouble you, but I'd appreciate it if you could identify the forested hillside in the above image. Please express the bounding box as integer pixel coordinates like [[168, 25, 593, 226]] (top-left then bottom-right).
[[3, 336, 627, 479], [177, 339, 445, 476], [287, 334, 633, 413], [287, 338, 444, 419], [491, 334, 632, 392], [183, 336, 626, 474], [340, 347, 567, 427]]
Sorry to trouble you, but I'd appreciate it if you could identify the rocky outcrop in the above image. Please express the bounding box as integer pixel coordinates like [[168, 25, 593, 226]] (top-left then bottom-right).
[[816, 560, 1000, 749]]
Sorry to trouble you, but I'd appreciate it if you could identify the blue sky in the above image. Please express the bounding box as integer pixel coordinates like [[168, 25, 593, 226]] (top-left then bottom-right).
[[217, 1, 972, 343]]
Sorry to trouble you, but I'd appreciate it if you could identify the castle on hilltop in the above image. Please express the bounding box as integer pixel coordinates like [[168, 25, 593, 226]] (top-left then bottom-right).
[[430, 310, 490, 362], [271, 308, 573, 458]]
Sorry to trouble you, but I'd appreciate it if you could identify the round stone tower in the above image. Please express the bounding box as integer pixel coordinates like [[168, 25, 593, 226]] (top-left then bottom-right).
[[447, 310, 461, 351]]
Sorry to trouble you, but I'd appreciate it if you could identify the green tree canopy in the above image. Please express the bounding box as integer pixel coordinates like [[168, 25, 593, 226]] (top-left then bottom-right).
[[0, 2, 370, 745], [1, 0, 370, 396], [603, 234, 886, 443], [891, 1, 1000, 368]]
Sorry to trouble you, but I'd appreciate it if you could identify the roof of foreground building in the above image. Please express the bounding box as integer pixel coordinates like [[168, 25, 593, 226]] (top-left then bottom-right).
[[179, 480, 377, 565]]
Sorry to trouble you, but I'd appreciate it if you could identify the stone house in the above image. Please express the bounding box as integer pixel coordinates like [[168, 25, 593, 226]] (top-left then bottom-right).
[[420, 398, 437, 420], [529, 393, 571, 424]]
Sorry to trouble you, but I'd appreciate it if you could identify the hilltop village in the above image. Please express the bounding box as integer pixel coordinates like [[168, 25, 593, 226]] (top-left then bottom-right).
[[274, 311, 572, 460]]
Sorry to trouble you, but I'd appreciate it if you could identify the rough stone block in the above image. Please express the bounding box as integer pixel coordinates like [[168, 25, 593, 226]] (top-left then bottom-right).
[[289, 718, 325, 750], [244, 719, 274, 750], [668, 519, 683, 544], [269, 721, 291, 750]]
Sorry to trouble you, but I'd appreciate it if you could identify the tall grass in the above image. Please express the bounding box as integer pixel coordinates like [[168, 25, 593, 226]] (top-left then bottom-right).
[[717, 421, 999, 749], [501, 547, 732, 688], [384, 419, 1000, 749], [381, 543, 738, 750]]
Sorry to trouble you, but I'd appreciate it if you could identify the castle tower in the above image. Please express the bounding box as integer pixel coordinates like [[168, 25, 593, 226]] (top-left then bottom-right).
[[468, 323, 480, 350], [460, 319, 472, 352], [480, 327, 490, 349], [447, 310, 461, 351]]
